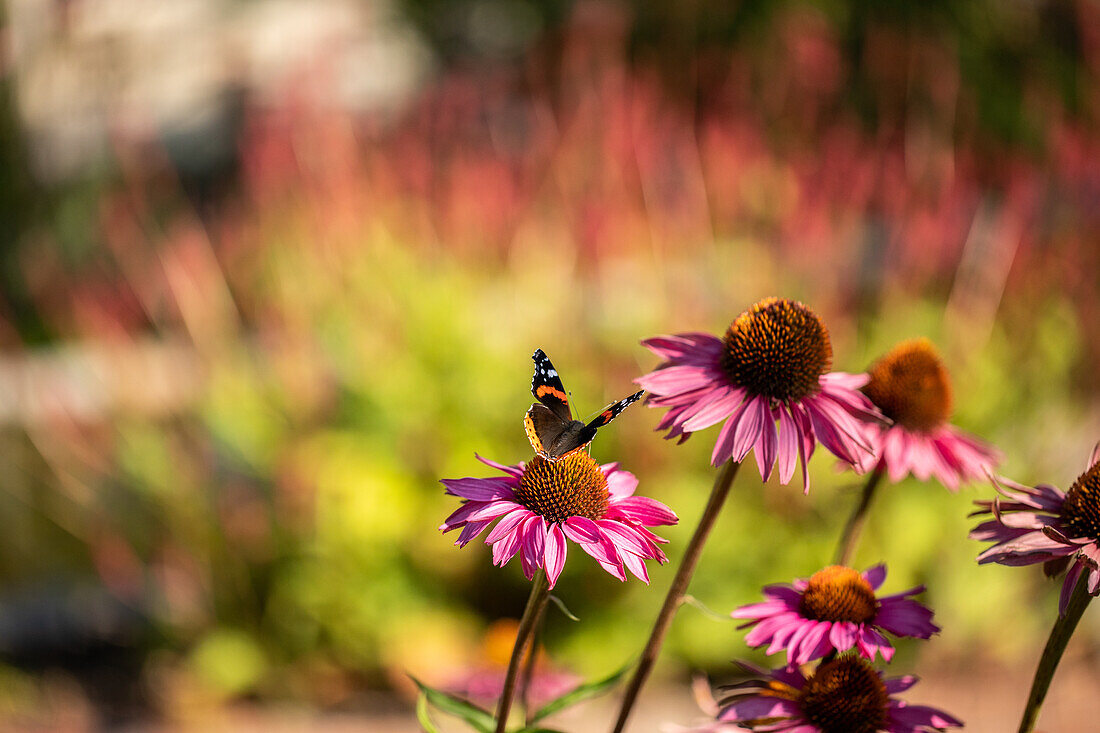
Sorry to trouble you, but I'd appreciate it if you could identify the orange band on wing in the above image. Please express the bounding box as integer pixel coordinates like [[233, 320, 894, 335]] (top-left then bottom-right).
[[524, 410, 545, 454], [536, 385, 568, 402]]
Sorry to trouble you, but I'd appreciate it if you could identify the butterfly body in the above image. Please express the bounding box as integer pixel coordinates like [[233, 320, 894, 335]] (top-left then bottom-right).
[[524, 349, 643, 461]]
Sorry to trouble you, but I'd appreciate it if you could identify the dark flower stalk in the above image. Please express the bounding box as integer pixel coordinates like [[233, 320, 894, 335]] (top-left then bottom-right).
[[835, 461, 886, 566], [518, 602, 549, 723], [1017, 571, 1092, 733], [494, 570, 551, 733], [611, 459, 740, 733]]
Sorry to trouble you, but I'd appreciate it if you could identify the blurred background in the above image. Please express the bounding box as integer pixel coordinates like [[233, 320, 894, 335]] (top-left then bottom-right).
[[1, 0, 1100, 730]]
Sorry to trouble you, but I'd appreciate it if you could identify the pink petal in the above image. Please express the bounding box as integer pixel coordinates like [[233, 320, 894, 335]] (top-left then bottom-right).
[[440, 477, 516, 501], [492, 529, 523, 566], [605, 467, 639, 499], [609, 496, 678, 526], [635, 365, 720, 395], [465, 500, 524, 522], [639, 333, 724, 362], [1061, 560, 1085, 615], [862, 564, 887, 590], [485, 508, 532, 544], [544, 525, 567, 588], [680, 387, 745, 432], [522, 515, 547, 567], [621, 552, 651, 583], [884, 675, 919, 694], [475, 453, 523, 477], [776, 405, 799, 484], [732, 396, 767, 463], [889, 701, 963, 729], [455, 520, 492, 547], [710, 397, 752, 466], [753, 401, 779, 481], [562, 516, 601, 543], [597, 520, 651, 557]]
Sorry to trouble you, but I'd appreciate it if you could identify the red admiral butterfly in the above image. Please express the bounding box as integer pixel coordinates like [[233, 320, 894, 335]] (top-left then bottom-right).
[[524, 349, 644, 461]]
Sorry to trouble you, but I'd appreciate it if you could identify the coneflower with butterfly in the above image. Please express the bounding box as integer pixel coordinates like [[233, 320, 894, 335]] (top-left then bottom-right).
[[427, 349, 676, 733]]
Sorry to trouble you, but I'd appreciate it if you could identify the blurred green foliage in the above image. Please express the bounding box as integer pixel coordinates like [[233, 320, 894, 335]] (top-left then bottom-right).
[[2, 0, 1100, 720]]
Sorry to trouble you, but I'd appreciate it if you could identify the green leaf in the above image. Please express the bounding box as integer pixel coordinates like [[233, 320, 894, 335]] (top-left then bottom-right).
[[416, 692, 441, 733], [410, 675, 495, 733], [528, 664, 630, 723], [548, 594, 580, 621]]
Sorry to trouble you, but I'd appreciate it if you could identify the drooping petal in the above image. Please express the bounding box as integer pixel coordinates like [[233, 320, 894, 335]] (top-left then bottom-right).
[[875, 597, 939, 638], [561, 516, 601, 544], [621, 551, 651, 583], [680, 386, 745, 433], [492, 529, 523, 567], [711, 397, 753, 466], [731, 395, 767, 463], [522, 515, 547, 569], [440, 501, 485, 532], [889, 700, 964, 729], [776, 405, 799, 484], [544, 524, 567, 588], [753, 400, 779, 481], [1060, 559, 1085, 615], [455, 520, 493, 547], [485, 508, 533, 544]]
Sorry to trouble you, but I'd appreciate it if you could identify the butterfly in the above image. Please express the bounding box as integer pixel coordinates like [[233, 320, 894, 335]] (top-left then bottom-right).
[[523, 349, 644, 461]]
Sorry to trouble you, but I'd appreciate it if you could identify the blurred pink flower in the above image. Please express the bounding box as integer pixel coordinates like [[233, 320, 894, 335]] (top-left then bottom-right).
[[713, 658, 962, 733], [732, 564, 938, 665], [854, 338, 1000, 490], [971, 444, 1100, 615], [712, 655, 963, 730], [636, 297, 883, 492], [444, 619, 579, 709], [440, 453, 676, 587]]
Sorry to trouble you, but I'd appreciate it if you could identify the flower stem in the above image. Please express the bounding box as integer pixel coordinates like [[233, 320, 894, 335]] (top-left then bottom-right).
[[1017, 572, 1093, 733], [519, 600, 549, 723], [610, 459, 741, 733], [495, 570, 551, 733], [834, 461, 885, 566]]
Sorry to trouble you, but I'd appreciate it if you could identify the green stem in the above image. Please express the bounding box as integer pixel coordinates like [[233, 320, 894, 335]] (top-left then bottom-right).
[[1017, 571, 1093, 733], [834, 461, 885, 567], [495, 571, 551, 733], [519, 598, 549, 724], [610, 459, 741, 733]]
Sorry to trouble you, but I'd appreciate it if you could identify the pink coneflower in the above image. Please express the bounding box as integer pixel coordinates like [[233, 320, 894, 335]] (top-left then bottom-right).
[[854, 338, 1000, 490], [971, 445, 1100, 614], [636, 297, 882, 491], [439, 453, 677, 588], [732, 565, 938, 665], [714, 657, 962, 733], [444, 619, 579, 709]]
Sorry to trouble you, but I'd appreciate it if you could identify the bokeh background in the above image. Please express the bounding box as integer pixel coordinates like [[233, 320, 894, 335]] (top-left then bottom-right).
[[2, 0, 1100, 730]]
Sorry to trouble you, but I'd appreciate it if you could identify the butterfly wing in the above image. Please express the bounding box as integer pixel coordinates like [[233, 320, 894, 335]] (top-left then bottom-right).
[[530, 349, 572, 422], [572, 390, 646, 447], [524, 403, 571, 458]]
